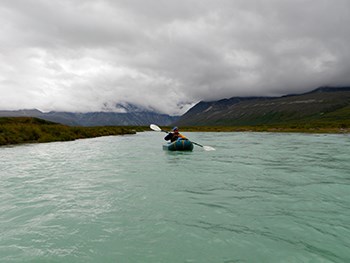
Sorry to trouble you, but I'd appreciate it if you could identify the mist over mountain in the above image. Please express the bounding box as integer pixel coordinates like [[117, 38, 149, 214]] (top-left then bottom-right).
[[1, 1, 350, 116], [0, 108, 178, 126], [2, 87, 350, 128]]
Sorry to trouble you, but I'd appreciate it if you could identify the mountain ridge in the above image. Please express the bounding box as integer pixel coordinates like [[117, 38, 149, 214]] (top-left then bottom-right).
[[0, 109, 178, 126], [175, 86, 350, 127], [2, 86, 350, 128]]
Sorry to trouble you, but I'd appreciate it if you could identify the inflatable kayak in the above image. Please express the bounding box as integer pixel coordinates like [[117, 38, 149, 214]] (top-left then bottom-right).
[[163, 139, 194, 151]]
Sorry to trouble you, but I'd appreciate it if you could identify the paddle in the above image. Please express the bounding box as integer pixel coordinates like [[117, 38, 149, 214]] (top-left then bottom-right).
[[150, 124, 215, 151]]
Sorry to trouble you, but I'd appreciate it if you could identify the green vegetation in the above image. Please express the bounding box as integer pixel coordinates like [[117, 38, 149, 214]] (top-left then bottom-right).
[[176, 88, 350, 129], [0, 117, 146, 146], [165, 118, 350, 134], [1, 115, 349, 147], [177, 125, 349, 133], [173, 104, 350, 133], [174, 126, 349, 133]]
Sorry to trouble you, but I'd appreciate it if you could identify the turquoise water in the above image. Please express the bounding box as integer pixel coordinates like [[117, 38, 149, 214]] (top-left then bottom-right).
[[1, 132, 349, 263]]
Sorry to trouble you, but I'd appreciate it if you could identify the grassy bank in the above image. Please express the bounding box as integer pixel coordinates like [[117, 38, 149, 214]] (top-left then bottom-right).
[[165, 123, 350, 134], [1, 117, 348, 146], [0, 117, 145, 146]]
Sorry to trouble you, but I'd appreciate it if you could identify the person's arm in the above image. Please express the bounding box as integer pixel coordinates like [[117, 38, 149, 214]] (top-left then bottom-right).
[[164, 133, 173, 141]]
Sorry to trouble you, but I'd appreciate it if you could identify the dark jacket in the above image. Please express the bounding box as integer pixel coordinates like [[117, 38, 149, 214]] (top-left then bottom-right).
[[164, 132, 185, 142]]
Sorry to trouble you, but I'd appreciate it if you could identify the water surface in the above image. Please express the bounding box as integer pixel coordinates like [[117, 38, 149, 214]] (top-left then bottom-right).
[[1, 132, 349, 262]]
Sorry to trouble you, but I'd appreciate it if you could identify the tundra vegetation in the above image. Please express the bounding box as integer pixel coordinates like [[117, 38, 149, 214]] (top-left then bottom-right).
[[1, 115, 349, 146], [0, 117, 145, 146]]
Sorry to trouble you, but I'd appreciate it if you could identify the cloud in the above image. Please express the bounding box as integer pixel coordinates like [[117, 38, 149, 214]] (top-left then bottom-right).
[[0, 0, 350, 115]]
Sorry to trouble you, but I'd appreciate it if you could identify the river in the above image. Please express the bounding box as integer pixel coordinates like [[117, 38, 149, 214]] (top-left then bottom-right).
[[1, 132, 349, 262]]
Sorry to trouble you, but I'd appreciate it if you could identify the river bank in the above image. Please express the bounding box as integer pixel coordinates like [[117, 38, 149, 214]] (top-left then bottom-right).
[[0, 117, 145, 146], [1, 117, 349, 146], [171, 125, 350, 134]]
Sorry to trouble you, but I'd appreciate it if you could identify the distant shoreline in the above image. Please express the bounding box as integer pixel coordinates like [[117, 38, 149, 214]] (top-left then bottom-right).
[[162, 126, 350, 134], [1, 117, 349, 146], [0, 117, 145, 146]]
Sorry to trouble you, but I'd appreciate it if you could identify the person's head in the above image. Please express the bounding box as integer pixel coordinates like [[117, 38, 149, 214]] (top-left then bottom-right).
[[172, 126, 179, 133]]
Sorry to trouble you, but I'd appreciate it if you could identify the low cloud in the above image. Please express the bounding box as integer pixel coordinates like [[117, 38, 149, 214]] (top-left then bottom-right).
[[1, 0, 349, 115]]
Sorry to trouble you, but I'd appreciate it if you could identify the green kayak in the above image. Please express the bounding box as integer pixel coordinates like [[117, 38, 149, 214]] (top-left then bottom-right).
[[163, 139, 194, 151]]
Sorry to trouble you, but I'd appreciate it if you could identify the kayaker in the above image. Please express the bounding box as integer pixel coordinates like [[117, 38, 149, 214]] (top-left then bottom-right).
[[164, 127, 187, 142]]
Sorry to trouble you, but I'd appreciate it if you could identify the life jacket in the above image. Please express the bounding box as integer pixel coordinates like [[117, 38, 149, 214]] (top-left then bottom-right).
[[171, 132, 186, 142]]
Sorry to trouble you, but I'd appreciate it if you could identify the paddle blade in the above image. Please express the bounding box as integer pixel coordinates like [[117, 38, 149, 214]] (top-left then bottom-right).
[[150, 124, 162, 132], [203, 146, 216, 151], [192, 141, 215, 151]]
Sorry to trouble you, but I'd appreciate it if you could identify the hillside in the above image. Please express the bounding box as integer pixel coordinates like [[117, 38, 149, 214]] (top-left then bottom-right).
[[175, 87, 350, 128], [0, 117, 145, 146], [0, 109, 178, 126]]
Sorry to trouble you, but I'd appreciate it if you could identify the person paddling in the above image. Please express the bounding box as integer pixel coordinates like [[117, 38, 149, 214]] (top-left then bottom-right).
[[164, 127, 187, 142]]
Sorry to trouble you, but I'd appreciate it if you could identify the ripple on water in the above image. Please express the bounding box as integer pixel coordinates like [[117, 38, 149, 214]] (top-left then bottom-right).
[[0, 132, 349, 262]]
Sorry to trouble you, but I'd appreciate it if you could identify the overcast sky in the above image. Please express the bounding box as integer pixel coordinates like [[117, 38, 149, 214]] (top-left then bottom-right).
[[1, 0, 349, 115]]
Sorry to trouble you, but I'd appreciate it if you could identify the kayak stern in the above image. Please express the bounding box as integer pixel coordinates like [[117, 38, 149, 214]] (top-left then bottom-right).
[[163, 139, 194, 151]]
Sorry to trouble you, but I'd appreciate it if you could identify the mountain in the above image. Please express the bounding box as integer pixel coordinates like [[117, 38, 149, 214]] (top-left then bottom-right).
[[175, 87, 350, 127], [0, 109, 178, 126]]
